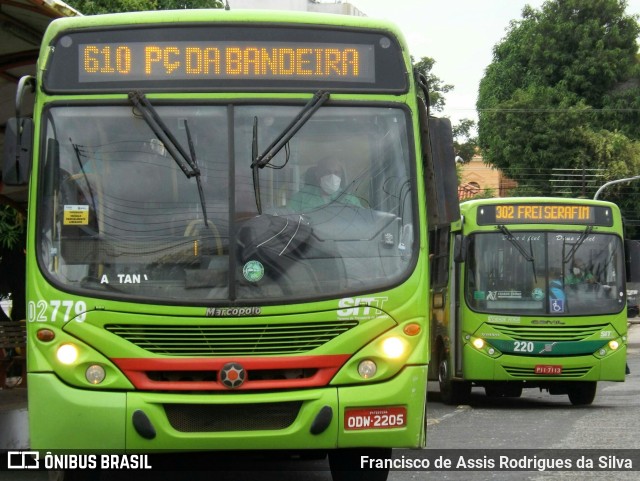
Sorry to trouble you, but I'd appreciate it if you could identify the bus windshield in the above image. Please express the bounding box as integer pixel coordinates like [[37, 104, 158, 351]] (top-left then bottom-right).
[[465, 231, 625, 316], [38, 103, 415, 303]]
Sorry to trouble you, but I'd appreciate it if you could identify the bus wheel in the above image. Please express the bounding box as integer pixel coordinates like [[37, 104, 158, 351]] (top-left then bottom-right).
[[328, 448, 391, 481], [568, 381, 597, 406], [438, 352, 471, 405]]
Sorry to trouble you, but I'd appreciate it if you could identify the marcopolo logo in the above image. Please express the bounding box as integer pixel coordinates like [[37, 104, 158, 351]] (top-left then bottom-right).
[[7, 451, 39, 469], [205, 306, 262, 317]]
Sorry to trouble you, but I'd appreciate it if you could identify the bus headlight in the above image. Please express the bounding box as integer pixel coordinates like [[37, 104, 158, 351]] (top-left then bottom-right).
[[358, 360, 377, 379], [595, 337, 625, 358], [56, 344, 79, 365], [465, 333, 501, 358], [85, 365, 106, 384], [381, 337, 405, 359]]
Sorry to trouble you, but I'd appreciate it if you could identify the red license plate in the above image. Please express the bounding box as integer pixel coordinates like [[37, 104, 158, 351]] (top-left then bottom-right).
[[344, 406, 407, 431], [534, 364, 562, 375]]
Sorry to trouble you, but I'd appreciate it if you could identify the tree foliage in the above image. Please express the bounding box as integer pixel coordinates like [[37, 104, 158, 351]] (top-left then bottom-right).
[[0, 206, 26, 320], [0, 206, 25, 250], [413, 56, 454, 113], [477, 0, 640, 220], [413, 56, 478, 162], [451, 118, 478, 164]]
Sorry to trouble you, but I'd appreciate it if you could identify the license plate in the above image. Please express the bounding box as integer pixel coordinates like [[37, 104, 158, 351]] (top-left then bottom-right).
[[534, 364, 562, 375], [344, 406, 407, 430]]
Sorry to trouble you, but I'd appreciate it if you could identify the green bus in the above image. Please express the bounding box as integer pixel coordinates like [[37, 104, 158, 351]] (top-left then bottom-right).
[[429, 197, 628, 406], [2, 8, 459, 479]]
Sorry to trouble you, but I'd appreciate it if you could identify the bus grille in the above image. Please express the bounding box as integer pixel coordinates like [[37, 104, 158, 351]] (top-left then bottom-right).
[[491, 323, 608, 342], [105, 321, 358, 356], [164, 402, 302, 432], [504, 366, 592, 378]]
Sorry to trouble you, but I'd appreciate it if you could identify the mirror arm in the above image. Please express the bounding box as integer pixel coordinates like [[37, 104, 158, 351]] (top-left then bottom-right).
[[16, 76, 36, 118]]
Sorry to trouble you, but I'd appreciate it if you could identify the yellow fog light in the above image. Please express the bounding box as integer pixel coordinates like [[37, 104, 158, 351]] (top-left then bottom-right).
[[472, 338, 485, 350], [57, 344, 79, 365], [608, 340, 620, 350], [381, 337, 404, 359], [85, 365, 106, 384], [358, 360, 377, 379]]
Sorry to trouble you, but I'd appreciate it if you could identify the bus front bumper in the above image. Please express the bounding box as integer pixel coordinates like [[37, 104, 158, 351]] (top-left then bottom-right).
[[462, 344, 627, 382], [28, 365, 427, 451]]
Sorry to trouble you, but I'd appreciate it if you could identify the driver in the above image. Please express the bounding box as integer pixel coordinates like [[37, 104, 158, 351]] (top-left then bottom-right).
[[289, 158, 362, 212], [565, 257, 595, 285]]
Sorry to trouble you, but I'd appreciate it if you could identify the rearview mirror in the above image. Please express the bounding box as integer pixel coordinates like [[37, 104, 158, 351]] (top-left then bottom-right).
[[2, 117, 33, 185], [453, 234, 467, 263]]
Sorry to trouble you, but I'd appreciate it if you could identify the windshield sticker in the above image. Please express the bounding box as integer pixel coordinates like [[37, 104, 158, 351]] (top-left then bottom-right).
[[531, 288, 544, 301], [243, 260, 264, 282], [473, 291, 486, 300], [487, 290, 522, 300], [63, 205, 89, 225], [100, 274, 148, 284], [500, 234, 542, 242], [554, 234, 596, 243], [488, 315, 521, 323], [549, 299, 565, 313]]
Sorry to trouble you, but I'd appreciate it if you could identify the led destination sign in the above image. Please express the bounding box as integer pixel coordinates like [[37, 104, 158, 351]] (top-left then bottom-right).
[[44, 26, 407, 92], [477, 204, 613, 226], [79, 41, 374, 83]]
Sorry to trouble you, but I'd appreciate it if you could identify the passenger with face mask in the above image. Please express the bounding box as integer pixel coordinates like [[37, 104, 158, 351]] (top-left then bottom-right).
[[289, 158, 362, 212]]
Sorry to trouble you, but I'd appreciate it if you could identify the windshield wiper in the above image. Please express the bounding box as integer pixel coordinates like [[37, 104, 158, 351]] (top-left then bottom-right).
[[563, 225, 594, 263], [70, 140, 99, 218], [251, 90, 330, 213], [498, 225, 534, 262], [128, 90, 208, 226], [252, 90, 330, 169]]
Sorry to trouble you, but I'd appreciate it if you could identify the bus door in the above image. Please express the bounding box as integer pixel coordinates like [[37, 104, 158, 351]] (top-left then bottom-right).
[[451, 231, 467, 377]]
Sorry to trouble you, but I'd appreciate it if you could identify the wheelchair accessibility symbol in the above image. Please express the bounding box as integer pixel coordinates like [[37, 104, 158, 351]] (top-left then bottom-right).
[[550, 299, 565, 313]]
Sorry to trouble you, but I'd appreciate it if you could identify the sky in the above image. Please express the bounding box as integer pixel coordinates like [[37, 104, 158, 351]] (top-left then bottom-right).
[[349, 0, 640, 128]]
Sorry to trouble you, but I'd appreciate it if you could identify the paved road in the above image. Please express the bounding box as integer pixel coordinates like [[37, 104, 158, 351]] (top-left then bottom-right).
[[2, 323, 639, 481]]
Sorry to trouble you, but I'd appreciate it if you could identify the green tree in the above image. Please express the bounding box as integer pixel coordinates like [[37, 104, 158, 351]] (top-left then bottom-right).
[[477, 0, 640, 207], [0, 205, 24, 250], [413, 56, 453, 113], [66, 0, 223, 14], [0, 205, 26, 321], [452, 118, 478, 164], [413, 56, 478, 162]]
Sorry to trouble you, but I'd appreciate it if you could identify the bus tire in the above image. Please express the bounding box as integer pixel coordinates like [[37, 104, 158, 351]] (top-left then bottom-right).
[[438, 351, 471, 405], [328, 448, 391, 481], [568, 381, 597, 406]]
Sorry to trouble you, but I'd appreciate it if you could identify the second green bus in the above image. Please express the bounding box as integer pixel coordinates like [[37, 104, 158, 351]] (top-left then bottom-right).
[[430, 197, 628, 406]]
